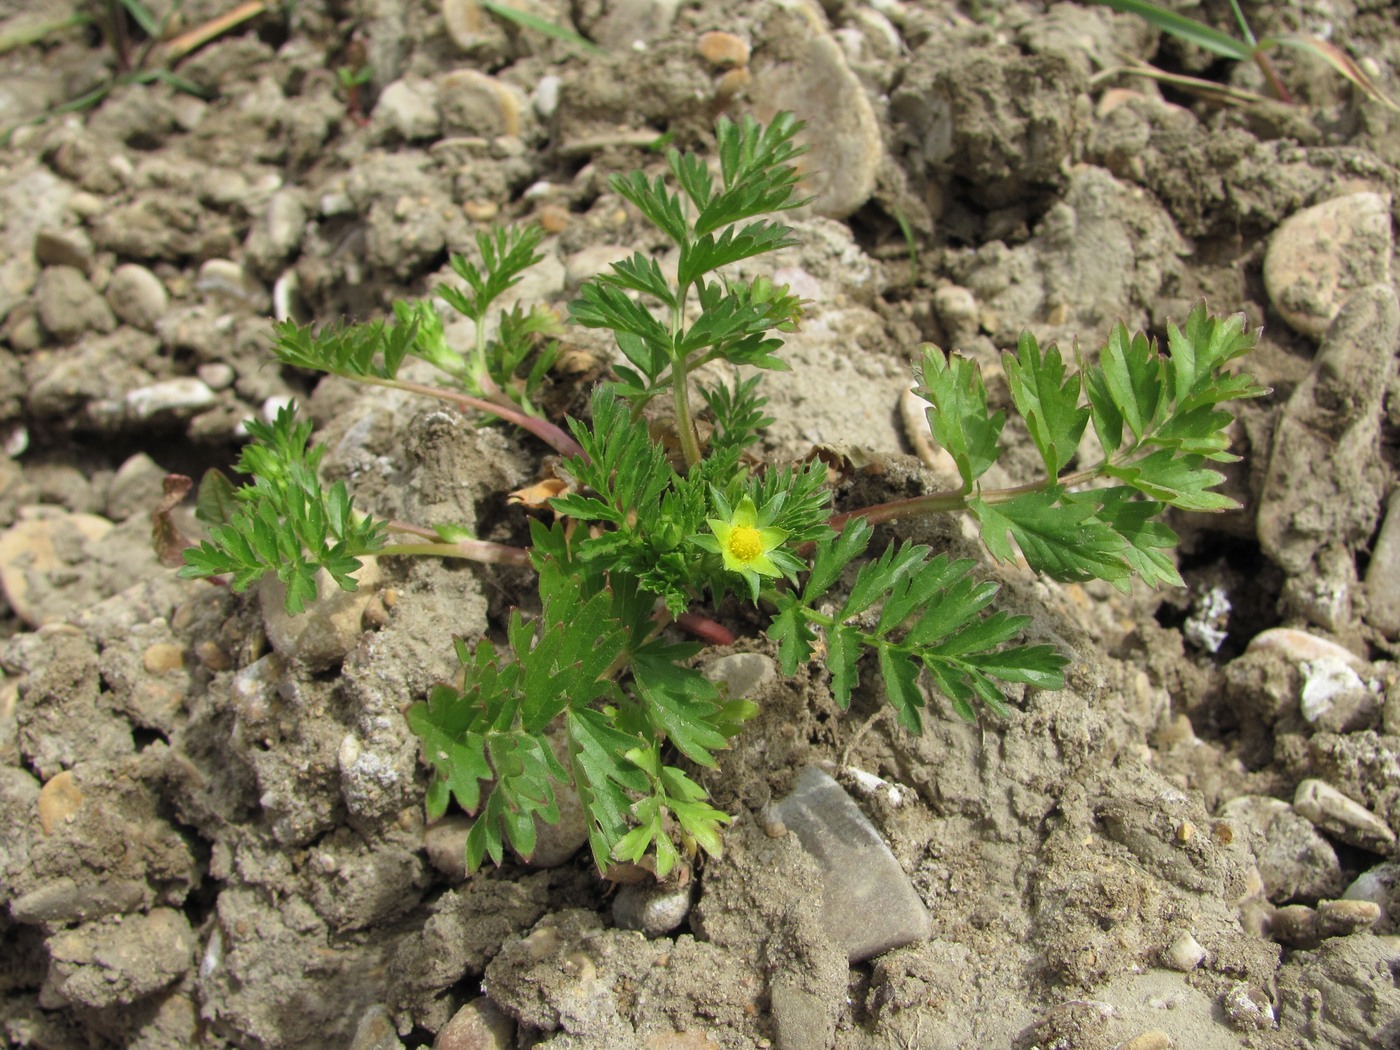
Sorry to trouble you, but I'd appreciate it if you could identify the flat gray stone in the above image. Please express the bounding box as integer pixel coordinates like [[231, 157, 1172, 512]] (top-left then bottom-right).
[[770, 766, 931, 962]]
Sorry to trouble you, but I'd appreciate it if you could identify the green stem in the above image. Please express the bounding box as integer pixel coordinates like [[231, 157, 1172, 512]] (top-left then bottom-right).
[[668, 294, 702, 469]]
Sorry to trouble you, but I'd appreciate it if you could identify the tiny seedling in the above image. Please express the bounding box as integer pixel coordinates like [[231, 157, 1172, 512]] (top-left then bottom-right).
[[180, 113, 1265, 877], [1090, 0, 1398, 110]]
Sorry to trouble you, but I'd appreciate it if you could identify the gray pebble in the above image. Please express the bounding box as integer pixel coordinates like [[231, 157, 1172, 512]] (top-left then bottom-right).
[[1220, 982, 1275, 1031], [1364, 491, 1400, 639], [612, 881, 693, 936], [1263, 192, 1393, 339], [35, 265, 116, 342], [106, 263, 168, 332], [1342, 859, 1400, 931], [1219, 794, 1343, 902], [34, 228, 94, 273], [1294, 778, 1398, 854], [375, 77, 441, 142], [770, 766, 931, 962], [702, 651, 777, 701], [125, 378, 217, 421]]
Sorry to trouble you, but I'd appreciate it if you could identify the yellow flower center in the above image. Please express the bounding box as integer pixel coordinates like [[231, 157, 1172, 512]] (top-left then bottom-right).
[[727, 525, 764, 563]]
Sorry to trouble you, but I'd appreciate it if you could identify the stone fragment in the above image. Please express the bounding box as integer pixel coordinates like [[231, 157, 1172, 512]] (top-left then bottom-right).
[[34, 265, 116, 342], [434, 996, 514, 1050], [1269, 899, 1380, 949], [375, 76, 442, 141], [0, 511, 115, 627], [612, 881, 692, 937], [1342, 860, 1399, 931], [563, 244, 632, 288], [1365, 491, 1400, 638], [1245, 627, 1368, 672], [1293, 778, 1397, 854], [1263, 192, 1394, 338], [702, 651, 776, 700], [769, 981, 834, 1050], [588, 0, 680, 50], [124, 377, 217, 421], [260, 556, 382, 671], [1119, 1033, 1173, 1050], [106, 263, 168, 332], [1162, 931, 1205, 972], [1256, 285, 1398, 580], [37, 769, 83, 835], [44, 908, 194, 1008], [748, 6, 879, 218], [697, 31, 749, 67], [1218, 794, 1343, 902], [1220, 982, 1275, 1031], [437, 69, 522, 138], [349, 1004, 404, 1050], [34, 227, 94, 273], [769, 766, 931, 962], [196, 258, 269, 309], [423, 815, 473, 881], [105, 452, 168, 522]]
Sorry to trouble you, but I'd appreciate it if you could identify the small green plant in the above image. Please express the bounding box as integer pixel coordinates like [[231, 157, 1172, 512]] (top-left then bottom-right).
[[179, 113, 1265, 877], [1090, 0, 1398, 110]]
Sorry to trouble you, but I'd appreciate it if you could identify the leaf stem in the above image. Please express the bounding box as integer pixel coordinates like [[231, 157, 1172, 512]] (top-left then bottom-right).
[[382, 521, 532, 567], [668, 299, 702, 469], [349, 373, 585, 459]]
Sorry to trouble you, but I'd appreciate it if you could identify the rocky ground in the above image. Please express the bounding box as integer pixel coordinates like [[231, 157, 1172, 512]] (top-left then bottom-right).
[[2, 1, 1400, 1048]]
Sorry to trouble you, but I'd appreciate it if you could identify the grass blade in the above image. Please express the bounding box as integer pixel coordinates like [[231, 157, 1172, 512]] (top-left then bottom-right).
[[1090, 0, 1253, 61], [480, 0, 604, 55]]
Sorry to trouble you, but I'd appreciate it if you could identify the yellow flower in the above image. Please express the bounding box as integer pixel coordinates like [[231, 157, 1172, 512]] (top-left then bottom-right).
[[705, 495, 787, 600]]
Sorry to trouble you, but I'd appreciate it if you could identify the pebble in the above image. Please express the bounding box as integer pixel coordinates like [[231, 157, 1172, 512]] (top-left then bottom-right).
[[697, 31, 750, 67], [562, 244, 631, 288], [1263, 192, 1393, 339], [34, 265, 116, 342], [612, 881, 693, 936], [533, 75, 560, 119], [536, 203, 569, 234], [437, 70, 521, 138], [196, 362, 236, 390], [262, 189, 308, 260], [434, 996, 514, 1050], [348, 1004, 404, 1050], [589, 0, 681, 50], [1118, 1033, 1173, 1050], [1269, 899, 1381, 948], [375, 77, 442, 141], [702, 652, 777, 700], [1162, 931, 1205, 972], [1245, 627, 1369, 673], [37, 770, 84, 835], [423, 814, 473, 881], [0, 511, 115, 627], [1293, 778, 1397, 854], [125, 377, 217, 420], [34, 228, 94, 273], [1364, 491, 1400, 638], [1342, 860, 1399, 930], [1218, 794, 1342, 902], [45, 908, 195, 1009], [769, 766, 931, 962], [142, 642, 186, 674], [746, 9, 880, 219], [106, 263, 168, 332], [260, 556, 382, 671], [1220, 982, 1275, 1032], [196, 259, 268, 309]]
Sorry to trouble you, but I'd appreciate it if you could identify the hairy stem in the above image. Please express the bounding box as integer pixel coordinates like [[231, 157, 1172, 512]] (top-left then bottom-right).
[[382, 521, 532, 567], [349, 373, 585, 459]]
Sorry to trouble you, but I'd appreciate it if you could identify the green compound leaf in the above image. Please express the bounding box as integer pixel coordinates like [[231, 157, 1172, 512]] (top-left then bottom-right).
[[1095, 487, 1183, 589], [1103, 448, 1236, 512], [631, 641, 730, 767], [970, 488, 1131, 585], [1003, 332, 1090, 477], [1086, 322, 1163, 451], [914, 345, 1005, 492]]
